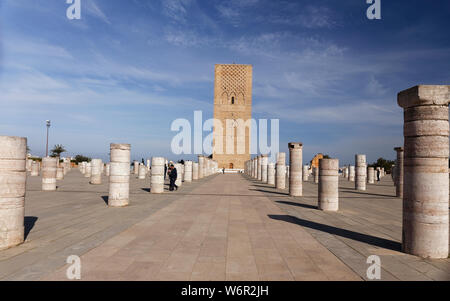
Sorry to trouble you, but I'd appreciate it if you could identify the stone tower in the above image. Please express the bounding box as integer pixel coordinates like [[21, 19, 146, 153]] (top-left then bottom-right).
[[212, 64, 253, 170]]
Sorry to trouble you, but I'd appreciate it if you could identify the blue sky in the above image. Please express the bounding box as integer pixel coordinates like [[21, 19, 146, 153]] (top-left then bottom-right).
[[1, 0, 449, 164]]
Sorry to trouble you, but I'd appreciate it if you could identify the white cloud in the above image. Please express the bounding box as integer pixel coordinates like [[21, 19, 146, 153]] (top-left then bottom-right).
[[85, 0, 111, 24], [254, 101, 402, 126], [162, 0, 193, 23], [3, 38, 73, 59], [216, 0, 260, 27], [164, 28, 216, 47], [366, 76, 388, 97]]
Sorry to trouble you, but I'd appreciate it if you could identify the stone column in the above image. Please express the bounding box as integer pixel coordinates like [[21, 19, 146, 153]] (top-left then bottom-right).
[[349, 166, 355, 181], [56, 166, 64, 180], [133, 161, 139, 175], [31, 161, 39, 176], [184, 161, 193, 183], [175, 163, 183, 187], [26, 159, 31, 172], [0, 136, 27, 249], [203, 159, 207, 177], [151, 157, 165, 194], [314, 167, 319, 184], [391, 165, 396, 182], [253, 158, 257, 179], [355, 154, 367, 191], [138, 163, 146, 179], [288, 142, 303, 196], [302, 165, 309, 181], [42, 157, 57, 191], [268, 163, 275, 185], [275, 153, 286, 189], [61, 162, 66, 176], [84, 162, 92, 178], [318, 158, 339, 211], [80, 162, 86, 174], [398, 85, 449, 258], [257, 155, 262, 181], [192, 162, 199, 180], [108, 143, 131, 207], [394, 147, 404, 198], [105, 163, 110, 177], [90, 159, 103, 184], [198, 156, 204, 179], [261, 155, 268, 183], [367, 167, 375, 184]]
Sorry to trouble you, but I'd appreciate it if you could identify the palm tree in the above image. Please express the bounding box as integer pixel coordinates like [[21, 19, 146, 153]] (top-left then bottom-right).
[[50, 144, 66, 158]]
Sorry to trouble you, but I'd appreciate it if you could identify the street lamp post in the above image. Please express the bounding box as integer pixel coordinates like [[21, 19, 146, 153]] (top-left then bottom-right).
[[45, 120, 51, 157]]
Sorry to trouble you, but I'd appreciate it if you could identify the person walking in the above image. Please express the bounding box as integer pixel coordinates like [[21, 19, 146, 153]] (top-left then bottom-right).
[[168, 164, 178, 191], [376, 168, 381, 182]]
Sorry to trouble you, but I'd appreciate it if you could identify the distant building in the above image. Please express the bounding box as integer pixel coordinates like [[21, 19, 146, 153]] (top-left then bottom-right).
[[310, 153, 324, 169], [212, 64, 253, 170]]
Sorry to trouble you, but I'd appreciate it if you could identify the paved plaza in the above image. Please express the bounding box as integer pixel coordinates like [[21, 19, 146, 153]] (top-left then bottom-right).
[[0, 171, 449, 281]]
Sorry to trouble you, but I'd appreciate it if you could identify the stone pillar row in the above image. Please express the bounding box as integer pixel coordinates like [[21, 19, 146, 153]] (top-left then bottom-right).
[[0, 138, 218, 252], [3, 85, 447, 261]]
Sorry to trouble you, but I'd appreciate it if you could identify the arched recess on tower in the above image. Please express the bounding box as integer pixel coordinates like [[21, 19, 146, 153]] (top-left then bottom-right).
[[238, 92, 245, 105], [221, 92, 228, 105], [229, 92, 237, 105]]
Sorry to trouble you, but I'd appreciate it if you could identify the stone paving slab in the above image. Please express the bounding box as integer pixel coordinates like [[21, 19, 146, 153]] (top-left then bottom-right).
[[41, 173, 360, 281], [0, 170, 207, 280]]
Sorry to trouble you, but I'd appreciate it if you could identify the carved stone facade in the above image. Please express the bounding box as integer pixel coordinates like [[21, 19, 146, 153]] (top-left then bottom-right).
[[212, 64, 252, 169]]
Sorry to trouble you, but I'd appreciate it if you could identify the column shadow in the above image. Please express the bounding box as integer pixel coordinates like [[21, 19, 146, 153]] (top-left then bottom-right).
[[249, 189, 290, 196], [268, 214, 401, 251], [340, 190, 395, 198], [141, 188, 150, 192], [252, 184, 274, 188], [275, 201, 317, 210], [24, 216, 38, 240]]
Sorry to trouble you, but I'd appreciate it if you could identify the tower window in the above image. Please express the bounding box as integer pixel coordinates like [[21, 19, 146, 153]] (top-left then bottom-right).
[[231, 97, 235, 104]]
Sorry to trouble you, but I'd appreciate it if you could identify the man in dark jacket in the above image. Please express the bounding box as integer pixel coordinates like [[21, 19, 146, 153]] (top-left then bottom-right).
[[168, 164, 178, 191]]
